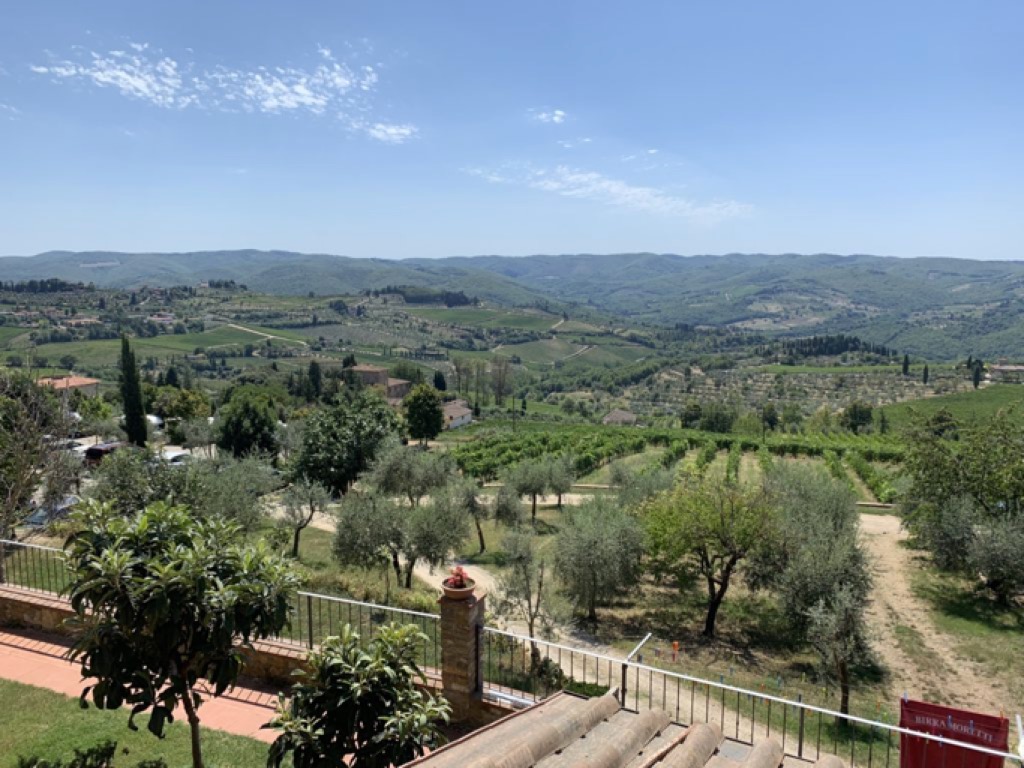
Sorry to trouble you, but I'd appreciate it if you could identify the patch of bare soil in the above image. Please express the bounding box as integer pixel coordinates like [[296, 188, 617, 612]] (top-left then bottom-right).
[[860, 513, 1008, 715]]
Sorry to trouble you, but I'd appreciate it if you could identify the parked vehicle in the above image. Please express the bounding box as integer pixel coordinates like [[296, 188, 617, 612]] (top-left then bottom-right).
[[22, 495, 80, 528], [84, 441, 127, 466]]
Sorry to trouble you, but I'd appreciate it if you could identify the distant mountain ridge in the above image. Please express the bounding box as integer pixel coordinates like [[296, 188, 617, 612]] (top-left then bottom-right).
[[3, 250, 1024, 358]]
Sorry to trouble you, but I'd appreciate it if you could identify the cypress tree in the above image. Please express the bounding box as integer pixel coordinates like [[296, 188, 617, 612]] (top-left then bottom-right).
[[922, 364, 930, 385], [307, 360, 323, 400], [902, 354, 910, 376], [120, 335, 147, 447]]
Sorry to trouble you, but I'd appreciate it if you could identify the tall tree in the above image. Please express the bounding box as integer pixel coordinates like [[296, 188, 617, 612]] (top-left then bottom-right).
[[119, 335, 147, 447], [66, 501, 298, 768], [902, 354, 910, 376], [491, 356, 513, 407], [922, 364, 930, 385], [306, 360, 323, 401], [972, 361, 983, 389], [216, 387, 278, 458], [432, 369, 447, 391], [645, 475, 776, 637], [404, 384, 444, 445], [294, 392, 398, 495], [839, 400, 873, 434]]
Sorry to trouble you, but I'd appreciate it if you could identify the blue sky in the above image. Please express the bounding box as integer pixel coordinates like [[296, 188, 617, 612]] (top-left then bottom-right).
[[1, 1, 1022, 260]]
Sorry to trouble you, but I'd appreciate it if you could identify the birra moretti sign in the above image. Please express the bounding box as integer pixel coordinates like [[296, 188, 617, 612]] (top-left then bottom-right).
[[900, 699, 1009, 768]]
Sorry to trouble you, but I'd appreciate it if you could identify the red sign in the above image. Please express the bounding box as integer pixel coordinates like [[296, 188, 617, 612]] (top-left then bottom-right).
[[900, 699, 1009, 768]]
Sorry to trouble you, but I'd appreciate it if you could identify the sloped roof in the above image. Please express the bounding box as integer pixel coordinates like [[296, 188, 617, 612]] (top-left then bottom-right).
[[603, 408, 638, 425], [407, 692, 844, 768]]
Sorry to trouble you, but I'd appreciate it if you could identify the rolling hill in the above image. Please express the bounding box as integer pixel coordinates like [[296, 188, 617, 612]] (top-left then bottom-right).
[[3, 250, 1024, 358]]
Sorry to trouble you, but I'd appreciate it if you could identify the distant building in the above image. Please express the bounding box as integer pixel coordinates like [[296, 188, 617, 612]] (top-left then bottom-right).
[[37, 375, 100, 397], [351, 364, 412, 402], [602, 408, 638, 426], [988, 364, 1024, 383], [350, 364, 389, 388], [443, 400, 473, 430]]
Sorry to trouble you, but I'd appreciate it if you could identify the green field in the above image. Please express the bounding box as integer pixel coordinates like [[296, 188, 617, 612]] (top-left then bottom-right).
[[405, 306, 558, 331], [880, 384, 1024, 428], [500, 338, 583, 366], [0, 326, 32, 348], [19, 325, 307, 369], [0, 678, 269, 768]]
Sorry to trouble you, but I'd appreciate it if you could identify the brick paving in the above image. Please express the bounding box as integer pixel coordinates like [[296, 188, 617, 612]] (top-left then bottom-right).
[[0, 627, 280, 743]]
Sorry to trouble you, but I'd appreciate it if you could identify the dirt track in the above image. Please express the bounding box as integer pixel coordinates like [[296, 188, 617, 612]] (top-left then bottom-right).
[[859, 513, 1009, 715]]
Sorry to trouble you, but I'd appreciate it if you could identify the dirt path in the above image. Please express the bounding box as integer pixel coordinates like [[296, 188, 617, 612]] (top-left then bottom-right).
[[224, 323, 308, 346], [859, 513, 1009, 714]]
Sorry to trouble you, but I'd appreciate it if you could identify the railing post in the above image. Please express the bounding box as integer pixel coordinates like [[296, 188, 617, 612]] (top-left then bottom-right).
[[798, 693, 806, 759], [305, 594, 314, 649], [621, 662, 628, 707], [439, 585, 486, 724]]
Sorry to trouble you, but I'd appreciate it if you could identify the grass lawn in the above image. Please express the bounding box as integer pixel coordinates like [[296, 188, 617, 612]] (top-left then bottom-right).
[[880, 384, 1024, 429], [0, 679, 269, 768], [910, 563, 1024, 711]]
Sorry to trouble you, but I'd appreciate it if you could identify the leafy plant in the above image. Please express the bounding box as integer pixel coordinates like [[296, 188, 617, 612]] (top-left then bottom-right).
[[267, 624, 450, 768]]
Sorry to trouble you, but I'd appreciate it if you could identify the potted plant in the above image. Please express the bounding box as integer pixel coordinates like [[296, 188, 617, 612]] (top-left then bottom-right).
[[441, 566, 475, 600]]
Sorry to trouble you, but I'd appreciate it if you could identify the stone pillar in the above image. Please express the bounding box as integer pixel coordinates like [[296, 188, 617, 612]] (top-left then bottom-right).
[[439, 589, 485, 723]]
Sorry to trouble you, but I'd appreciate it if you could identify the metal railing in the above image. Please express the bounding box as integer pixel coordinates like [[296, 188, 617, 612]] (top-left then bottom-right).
[[4, 540, 1019, 766], [0, 539, 440, 669], [278, 591, 439, 669], [482, 626, 1022, 768], [0, 539, 69, 594]]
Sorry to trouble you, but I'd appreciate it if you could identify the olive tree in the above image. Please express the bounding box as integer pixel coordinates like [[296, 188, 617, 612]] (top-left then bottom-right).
[[645, 475, 776, 637], [366, 441, 453, 508], [509, 459, 549, 524], [554, 497, 643, 621], [65, 501, 298, 768], [282, 478, 331, 558], [267, 624, 450, 768], [334, 487, 469, 589], [807, 586, 872, 721], [494, 530, 555, 644]]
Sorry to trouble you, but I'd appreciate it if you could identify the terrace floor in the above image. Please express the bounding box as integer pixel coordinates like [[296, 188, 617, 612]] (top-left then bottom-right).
[[0, 627, 279, 743]]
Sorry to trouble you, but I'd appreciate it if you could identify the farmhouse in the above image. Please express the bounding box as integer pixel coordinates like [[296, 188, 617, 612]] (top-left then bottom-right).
[[602, 408, 638, 426], [350, 363, 412, 401], [36, 375, 100, 397], [987, 364, 1024, 383], [443, 399, 473, 430]]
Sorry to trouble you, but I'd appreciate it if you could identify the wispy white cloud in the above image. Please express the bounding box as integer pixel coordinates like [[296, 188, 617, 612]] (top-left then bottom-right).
[[364, 122, 418, 144], [557, 136, 592, 149], [29, 42, 413, 143], [0, 103, 21, 120], [530, 108, 566, 124], [466, 163, 748, 223]]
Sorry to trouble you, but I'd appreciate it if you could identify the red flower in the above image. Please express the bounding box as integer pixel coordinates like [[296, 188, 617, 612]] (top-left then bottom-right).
[[445, 566, 470, 588]]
